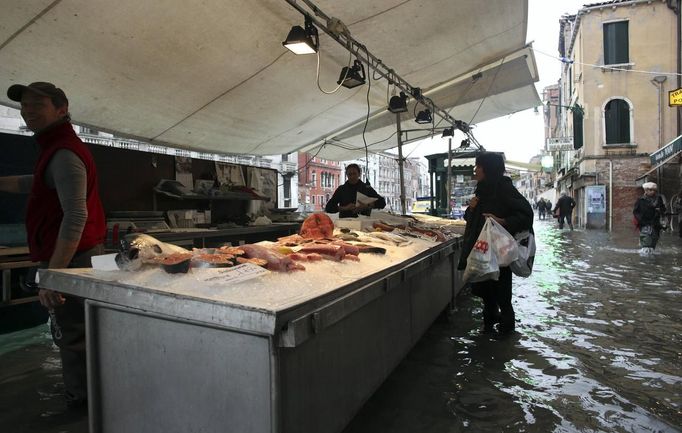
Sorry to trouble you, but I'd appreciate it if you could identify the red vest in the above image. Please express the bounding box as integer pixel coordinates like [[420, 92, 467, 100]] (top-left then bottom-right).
[[26, 122, 106, 261]]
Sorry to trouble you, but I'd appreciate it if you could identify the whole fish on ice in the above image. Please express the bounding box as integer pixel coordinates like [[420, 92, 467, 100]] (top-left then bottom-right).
[[115, 233, 190, 271]]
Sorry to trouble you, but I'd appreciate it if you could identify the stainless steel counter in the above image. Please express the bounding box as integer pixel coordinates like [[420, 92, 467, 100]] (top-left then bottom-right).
[[40, 237, 463, 433]]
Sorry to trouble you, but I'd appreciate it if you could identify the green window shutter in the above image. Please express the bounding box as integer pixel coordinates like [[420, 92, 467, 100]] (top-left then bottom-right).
[[603, 21, 629, 65], [573, 108, 583, 150], [605, 99, 630, 144]]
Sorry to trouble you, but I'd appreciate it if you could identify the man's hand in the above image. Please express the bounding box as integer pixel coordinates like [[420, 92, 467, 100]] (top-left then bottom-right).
[[468, 197, 479, 209], [38, 288, 65, 309]]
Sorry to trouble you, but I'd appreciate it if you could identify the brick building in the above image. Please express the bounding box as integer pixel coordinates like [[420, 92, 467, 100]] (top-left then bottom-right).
[[297, 153, 343, 212]]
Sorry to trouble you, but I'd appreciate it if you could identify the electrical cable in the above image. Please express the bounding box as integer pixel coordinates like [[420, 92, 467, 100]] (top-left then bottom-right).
[[316, 50, 353, 94], [296, 142, 326, 174], [361, 44, 372, 182], [534, 48, 682, 77]]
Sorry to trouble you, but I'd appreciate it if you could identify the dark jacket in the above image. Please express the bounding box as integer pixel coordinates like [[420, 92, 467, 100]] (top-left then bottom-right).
[[325, 181, 386, 218], [553, 195, 575, 215], [633, 194, 665, 229], [457, 176, 534, 270]]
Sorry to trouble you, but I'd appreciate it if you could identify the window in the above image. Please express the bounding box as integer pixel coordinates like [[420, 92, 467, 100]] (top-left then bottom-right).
[[573, 106, 584, 150], [604, 99, 630, 144], [603, 21, 629, 65]]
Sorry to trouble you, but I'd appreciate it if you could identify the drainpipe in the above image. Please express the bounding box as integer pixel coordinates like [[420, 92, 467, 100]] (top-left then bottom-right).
[[651, 75, 667, 184], [668, 0, 681, 137], [609, 160, 613, 232], [651, 76, 667, 147]]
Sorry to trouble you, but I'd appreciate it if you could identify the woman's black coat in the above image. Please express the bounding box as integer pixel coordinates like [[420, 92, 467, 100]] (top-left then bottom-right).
[[457, 176, 534, 270], [633, 194, 665, 229]]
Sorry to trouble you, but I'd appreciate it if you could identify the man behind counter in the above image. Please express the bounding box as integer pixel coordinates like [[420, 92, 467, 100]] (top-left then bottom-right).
[[325, 163, 386, 218], [0, 82, 106, 412]]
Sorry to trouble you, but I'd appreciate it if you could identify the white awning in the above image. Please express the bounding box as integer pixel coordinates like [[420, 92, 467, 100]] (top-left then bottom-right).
[[0, 0, 539, 161]]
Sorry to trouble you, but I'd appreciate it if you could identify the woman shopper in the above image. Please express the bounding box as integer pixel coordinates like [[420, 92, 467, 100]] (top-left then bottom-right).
[[458, 153, 534, 334], [633, 182, 666, 255]]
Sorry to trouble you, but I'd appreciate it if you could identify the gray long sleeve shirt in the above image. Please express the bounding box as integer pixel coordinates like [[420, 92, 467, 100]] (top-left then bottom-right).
[[43, 149, 89, 242]]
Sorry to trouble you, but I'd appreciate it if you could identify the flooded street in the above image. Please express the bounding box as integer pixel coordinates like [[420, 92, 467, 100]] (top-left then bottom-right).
[[344, 220, 682, 433], [2, 220, 681, 432]]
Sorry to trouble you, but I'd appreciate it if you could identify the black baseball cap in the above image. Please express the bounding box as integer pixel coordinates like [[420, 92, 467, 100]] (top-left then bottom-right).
[[7, 82, 68, 106]]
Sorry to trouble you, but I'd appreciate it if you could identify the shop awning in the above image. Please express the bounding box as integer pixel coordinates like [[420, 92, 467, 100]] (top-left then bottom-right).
[[0, 0, 539, 161]]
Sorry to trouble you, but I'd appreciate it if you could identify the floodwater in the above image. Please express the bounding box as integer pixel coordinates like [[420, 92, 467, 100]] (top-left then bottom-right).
[[1, 220, 681, 433], [344, 220, 682, 433]]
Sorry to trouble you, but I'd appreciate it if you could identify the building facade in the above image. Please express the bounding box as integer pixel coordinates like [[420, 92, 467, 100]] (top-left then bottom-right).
[[555, 0, 680, 229], [338, 152, 426, 215], [297, 153, 342, 212]]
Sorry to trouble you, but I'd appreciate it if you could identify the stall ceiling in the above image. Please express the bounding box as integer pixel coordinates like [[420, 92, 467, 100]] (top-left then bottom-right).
[[0, 0, 540, 161]]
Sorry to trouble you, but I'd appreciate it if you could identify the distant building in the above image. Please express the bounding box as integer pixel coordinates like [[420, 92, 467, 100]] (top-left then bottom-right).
[[297, 153, 342, 212], [338, 152, 426, 215], [555, 1, 680, 229], [512, 155, 552, 205]]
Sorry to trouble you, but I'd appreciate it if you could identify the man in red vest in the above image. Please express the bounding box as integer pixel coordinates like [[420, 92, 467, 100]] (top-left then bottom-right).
[[0, 82, 105, 411]]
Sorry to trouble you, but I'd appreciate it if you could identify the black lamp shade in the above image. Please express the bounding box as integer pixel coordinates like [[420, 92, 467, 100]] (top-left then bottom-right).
[[282, 20, 319, 54], [338, 60, 366, 88], [415, 109, 432, 124], [388, 92, 408, 113]]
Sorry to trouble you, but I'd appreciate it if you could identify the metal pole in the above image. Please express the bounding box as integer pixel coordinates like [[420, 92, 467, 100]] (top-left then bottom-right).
[[396, 113, 406, 215], [447, 138, 452, 217], [429, 168, 435, 216], [609, 160, 613, 232]]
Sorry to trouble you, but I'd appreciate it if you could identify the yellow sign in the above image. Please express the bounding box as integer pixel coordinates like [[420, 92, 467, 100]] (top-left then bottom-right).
[[670, 88, 682, 107]]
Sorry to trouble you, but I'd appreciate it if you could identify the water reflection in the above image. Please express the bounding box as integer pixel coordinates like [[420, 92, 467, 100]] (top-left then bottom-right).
[[345, 221, 682, 433]]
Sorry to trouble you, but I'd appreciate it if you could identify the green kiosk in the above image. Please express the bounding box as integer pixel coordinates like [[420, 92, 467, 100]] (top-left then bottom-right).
[[424, 150, 505, 218]]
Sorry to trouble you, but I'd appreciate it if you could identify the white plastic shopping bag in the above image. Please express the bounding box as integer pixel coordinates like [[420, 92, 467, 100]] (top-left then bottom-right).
[[487, 218, 519, 267], [510, 231, 536, 277], [463, 218, 499, 283]]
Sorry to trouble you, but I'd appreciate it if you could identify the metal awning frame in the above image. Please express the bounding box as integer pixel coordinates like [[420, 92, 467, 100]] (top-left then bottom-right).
[[283, 0, 479, 145]]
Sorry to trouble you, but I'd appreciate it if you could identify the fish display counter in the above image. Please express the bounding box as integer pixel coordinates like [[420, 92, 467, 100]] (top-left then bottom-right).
[[39, 213, 465, 433]]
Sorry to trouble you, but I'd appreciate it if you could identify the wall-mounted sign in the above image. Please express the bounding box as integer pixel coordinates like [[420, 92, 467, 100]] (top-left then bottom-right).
[[650, 135, 682, 166], [585, 185, 606, 213], [670, 88, 682, 107], [546, 137, 573, 151]]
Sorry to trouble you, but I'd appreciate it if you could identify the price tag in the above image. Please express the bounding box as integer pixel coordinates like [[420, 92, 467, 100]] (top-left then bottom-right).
[[194, 263, 269, 284]]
